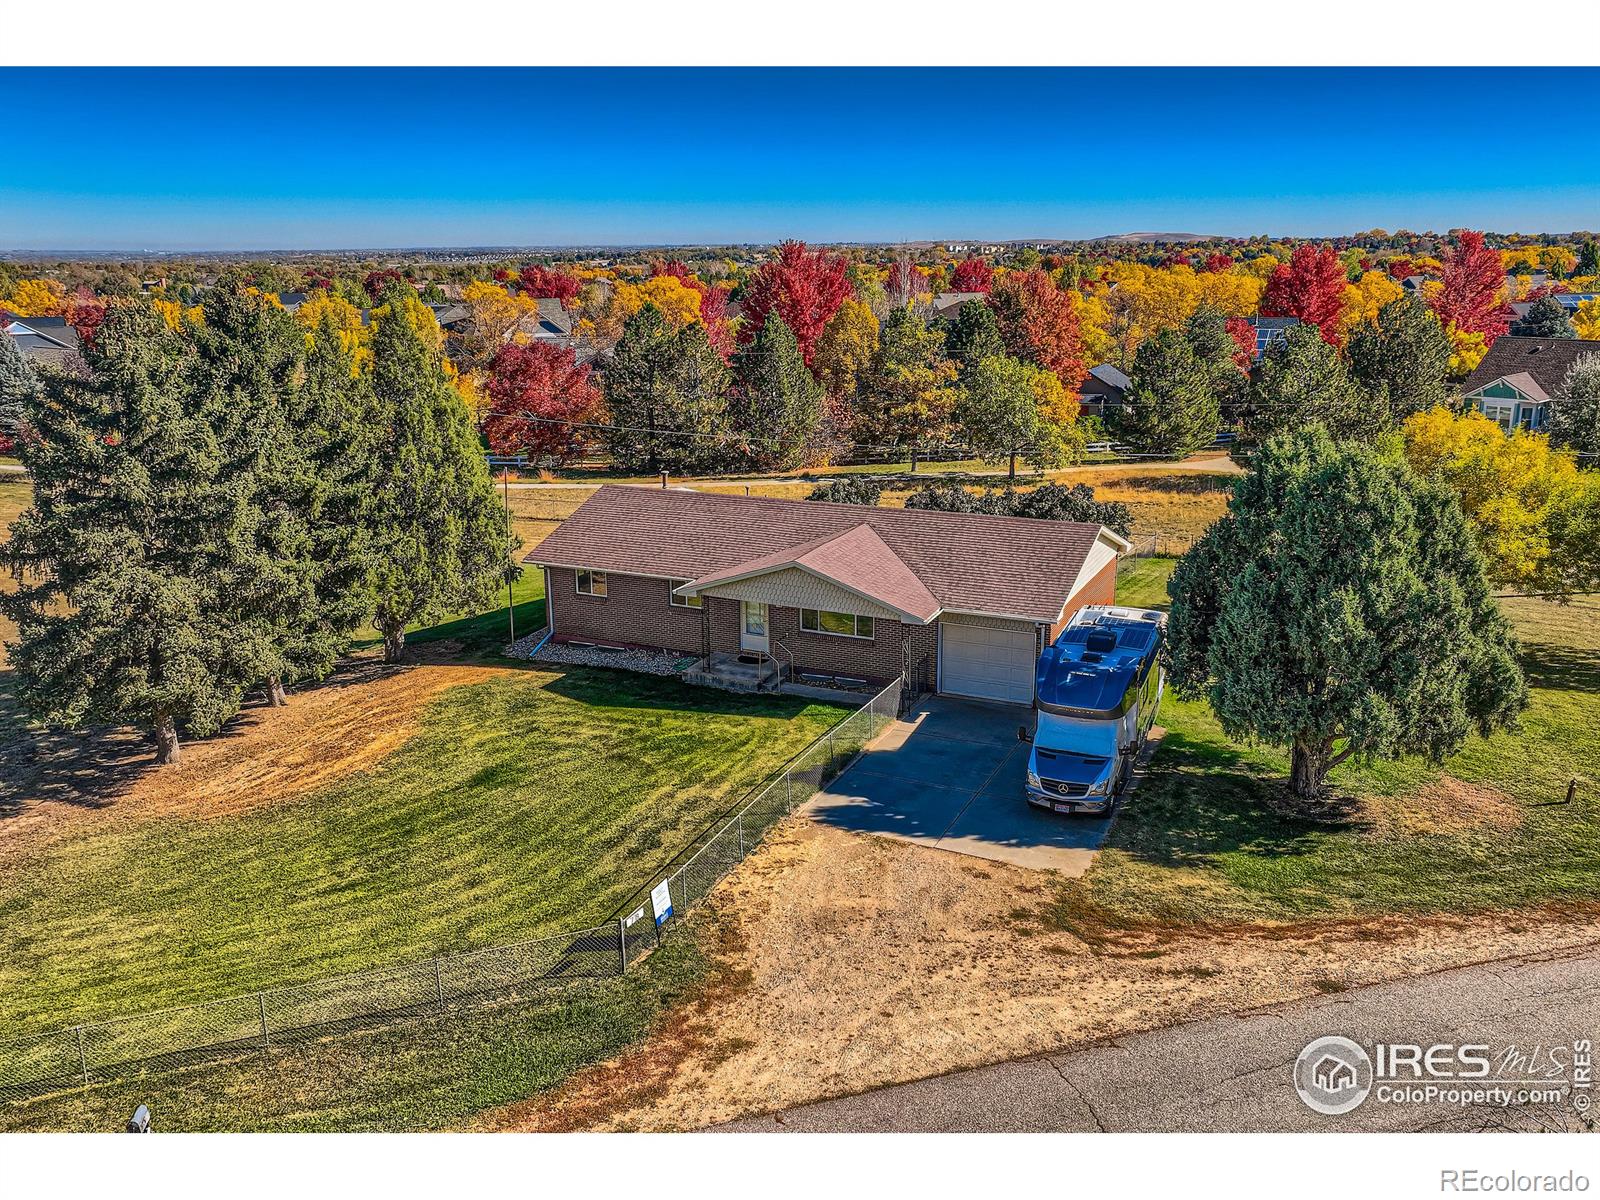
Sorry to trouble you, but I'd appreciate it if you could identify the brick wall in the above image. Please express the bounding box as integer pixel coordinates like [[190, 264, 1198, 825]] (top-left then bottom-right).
[[707, 598, 905, 684], [903, 621, 938, 696], [1049, 557, 1119, 642], [547, 567, 705, 654]]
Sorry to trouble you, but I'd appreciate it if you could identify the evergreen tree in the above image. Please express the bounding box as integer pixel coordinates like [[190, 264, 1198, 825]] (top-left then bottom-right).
[[853, 307, 959, 469], [903, 480, 1131, 536], [943, 300, 1005, 379], [731, 314, 823, 470], [190, 286, 319, 706], [0, 301, 242, 764], [0, 323, 41, 441], [1347, 295, 1453, 422], [1548, 352, 1600, 459], [601, 305, 730, 474], [1576, 239, 1600, 279], [1113, 328, 1221, 457], [1167, 428, 1526, 804], [1239, 321, 1366, 451], [1509, 295, 1576, 339], [806, 477, 886, 505], [365, 290, 515, 663]]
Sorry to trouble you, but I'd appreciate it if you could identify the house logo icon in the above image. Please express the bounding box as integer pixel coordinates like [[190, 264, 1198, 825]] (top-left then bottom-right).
[[1294, 1036, 1373, 1115]]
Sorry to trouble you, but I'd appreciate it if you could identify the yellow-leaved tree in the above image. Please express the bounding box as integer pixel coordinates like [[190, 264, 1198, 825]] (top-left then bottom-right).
[[294, 291, 371, 374], [1339, 270, 1405, 338], [1402, 406, 1582, 587], [3, 278, 67, 317], [1573, 297, 1600, 341], [1445, 323, 1488, 376]]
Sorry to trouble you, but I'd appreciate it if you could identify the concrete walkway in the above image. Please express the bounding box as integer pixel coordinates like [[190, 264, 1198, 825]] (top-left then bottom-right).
[[804, 696, 1138, 874], [718, 941, 1600, 1133]]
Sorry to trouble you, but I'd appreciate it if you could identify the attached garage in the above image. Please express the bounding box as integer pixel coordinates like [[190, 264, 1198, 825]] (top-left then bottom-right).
[[937, 616, 1039, 706]]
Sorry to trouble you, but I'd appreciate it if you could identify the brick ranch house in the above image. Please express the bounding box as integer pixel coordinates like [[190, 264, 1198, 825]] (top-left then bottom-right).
[[527, 486, 1128, 707]]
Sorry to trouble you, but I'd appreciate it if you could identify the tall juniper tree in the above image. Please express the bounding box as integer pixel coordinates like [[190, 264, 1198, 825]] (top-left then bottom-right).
[[0, 301, 242, 764], [0, 322, 41, 444], [730, 313, 823, 470], [1166, 428, 1526, 804], [365, 290, 516, 663], [1347, 295, 1453, 422]]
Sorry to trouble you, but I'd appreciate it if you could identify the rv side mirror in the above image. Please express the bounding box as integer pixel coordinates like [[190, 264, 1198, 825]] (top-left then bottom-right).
[[1017, 725, 1031, 743]]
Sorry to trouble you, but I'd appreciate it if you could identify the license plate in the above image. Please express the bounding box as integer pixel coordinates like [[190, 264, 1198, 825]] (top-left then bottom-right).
[[1053, 802, 1075, 813]]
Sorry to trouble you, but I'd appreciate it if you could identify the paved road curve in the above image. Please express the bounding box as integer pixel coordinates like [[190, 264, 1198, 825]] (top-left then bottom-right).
[[719, 941, 1600, 1132]]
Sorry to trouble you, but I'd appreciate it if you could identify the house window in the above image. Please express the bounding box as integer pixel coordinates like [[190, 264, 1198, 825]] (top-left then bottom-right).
[[800, 609, 875, 639], [575, 569, 607, 597], [669, 580, 702, 609]]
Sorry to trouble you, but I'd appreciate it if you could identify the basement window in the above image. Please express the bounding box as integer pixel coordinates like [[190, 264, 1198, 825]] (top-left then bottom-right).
[[575, 569, 607, 598], [800, 609, 875, 639]]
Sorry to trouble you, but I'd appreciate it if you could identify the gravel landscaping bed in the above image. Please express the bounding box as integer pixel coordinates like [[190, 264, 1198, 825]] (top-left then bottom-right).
[[510, 630, 697, 677]]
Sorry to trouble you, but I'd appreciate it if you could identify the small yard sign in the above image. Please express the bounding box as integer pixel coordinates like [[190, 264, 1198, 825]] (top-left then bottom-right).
[[624, 905, 647, 928], [650, 880, 673, 926]]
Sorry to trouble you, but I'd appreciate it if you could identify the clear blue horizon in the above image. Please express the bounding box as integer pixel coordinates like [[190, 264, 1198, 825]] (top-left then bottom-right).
[[3, 66, 1598, 252]]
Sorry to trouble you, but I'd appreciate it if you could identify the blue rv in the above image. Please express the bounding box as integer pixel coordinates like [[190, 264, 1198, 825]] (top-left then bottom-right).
[[1024, 605, 1166, 815]]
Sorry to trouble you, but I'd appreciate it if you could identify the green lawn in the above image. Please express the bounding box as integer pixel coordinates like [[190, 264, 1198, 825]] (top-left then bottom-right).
[[1057, 559, 1600, 932], [0, 666, 847, 1033], [347, 570, 546, 658]]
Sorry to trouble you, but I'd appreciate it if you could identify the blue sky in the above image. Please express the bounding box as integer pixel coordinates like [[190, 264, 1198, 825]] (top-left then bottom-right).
[[3, 67, 1598, 250]]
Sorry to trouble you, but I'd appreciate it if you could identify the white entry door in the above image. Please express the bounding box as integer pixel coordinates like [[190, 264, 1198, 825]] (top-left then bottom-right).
[[740, 601, 769, 653], [939, 619, 1037, 705]]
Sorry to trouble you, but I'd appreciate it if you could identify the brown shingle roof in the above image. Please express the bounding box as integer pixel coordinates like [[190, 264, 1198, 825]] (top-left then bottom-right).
[[528, 485, 1112, 623], [1463, 336, 1600, 398], [681, 523, 941, 622]]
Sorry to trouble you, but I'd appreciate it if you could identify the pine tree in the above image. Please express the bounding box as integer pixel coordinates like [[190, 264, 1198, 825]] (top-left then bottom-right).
[[1548, 352, 1600, 459], [601, 305, 730, 474], [1576, 239, 1600, 279], [0, 323, 41, 443], [1347, 295, 1454, 422], [0, 301, 243, 764], [943, 300, 1005, 379], [1113, 328, 1221, 457], [1239, 321, 1367, 452], [1510, 295, 1576, 339], [731, 314, 823, 470], [365, 290, 516, 663]]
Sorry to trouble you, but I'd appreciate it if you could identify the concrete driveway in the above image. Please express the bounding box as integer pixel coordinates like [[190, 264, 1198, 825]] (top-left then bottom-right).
[[804, 695, 1117, 874]]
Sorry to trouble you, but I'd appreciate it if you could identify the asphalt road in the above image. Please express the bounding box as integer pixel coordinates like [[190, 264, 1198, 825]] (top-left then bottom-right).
[[718, 941, 1600, 1133]]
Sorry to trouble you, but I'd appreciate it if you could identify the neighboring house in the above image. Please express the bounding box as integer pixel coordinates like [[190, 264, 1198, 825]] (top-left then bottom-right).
[[1461, 335, 1600, 433], [527, 485, 1127, 706], [1242, 315, 1299, 358], [928, 291, 987, 322], [531, 297, 576, 346], [1077, 363, 1131, 416], [3, 316, 82, 369]]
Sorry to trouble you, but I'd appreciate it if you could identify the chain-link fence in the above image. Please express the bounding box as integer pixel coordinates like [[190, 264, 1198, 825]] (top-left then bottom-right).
[[0, 678, 902, 1103]]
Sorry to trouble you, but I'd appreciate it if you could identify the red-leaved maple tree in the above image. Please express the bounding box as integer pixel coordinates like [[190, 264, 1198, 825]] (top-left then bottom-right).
[[518, 265, 581, 304], [1224, 316, 1256, 370], [739, 241, 852, 367], [1261, 244, 1348, 345], [481, 341, 601, 464], [1430, 231, 1511, 342], [1203, 253, 1235, 274], [650, 260, 733, 358], [950, 257, 994, 293], [986, 268, 1086, 388]]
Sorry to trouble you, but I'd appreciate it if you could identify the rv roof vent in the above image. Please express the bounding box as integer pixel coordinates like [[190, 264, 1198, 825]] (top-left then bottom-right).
[[1085, 630, 1118, 654]]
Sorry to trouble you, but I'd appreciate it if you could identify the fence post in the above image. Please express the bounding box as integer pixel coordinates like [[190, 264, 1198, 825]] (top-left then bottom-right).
[[258, 994, 269, 1051], [434, 958, 444, 1005], [827, 730, 837, 776], [77, 1026, 88, 1086], [618, 917, 629, 973], [738, 813, 746, 857], [785, 769, 793, 811]]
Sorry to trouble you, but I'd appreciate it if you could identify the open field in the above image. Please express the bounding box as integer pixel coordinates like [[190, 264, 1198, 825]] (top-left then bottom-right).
[[1057, 562, 1600, 932], [0, 661, 847, 1033]]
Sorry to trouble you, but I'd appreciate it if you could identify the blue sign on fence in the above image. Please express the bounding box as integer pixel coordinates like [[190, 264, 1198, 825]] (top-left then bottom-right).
[[650, 880, 673, 926]]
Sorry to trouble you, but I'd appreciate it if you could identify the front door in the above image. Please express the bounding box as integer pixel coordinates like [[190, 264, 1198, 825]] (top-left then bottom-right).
[[740, 601, 769, 654]]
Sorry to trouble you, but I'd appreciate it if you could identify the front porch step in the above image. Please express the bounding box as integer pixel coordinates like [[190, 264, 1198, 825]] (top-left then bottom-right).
[[685, 650, 785, 693]]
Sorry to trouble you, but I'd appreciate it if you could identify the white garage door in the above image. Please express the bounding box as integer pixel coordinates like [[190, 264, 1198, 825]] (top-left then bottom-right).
[[939, 619, 1038, 705]]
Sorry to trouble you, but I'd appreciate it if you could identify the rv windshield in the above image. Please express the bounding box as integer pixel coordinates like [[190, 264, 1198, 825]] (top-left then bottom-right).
[[1034, 711, 1118, 759]]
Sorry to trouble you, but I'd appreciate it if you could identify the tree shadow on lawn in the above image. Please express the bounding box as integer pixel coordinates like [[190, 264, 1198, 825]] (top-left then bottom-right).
[[0, 656, 421, 825], [1111, 729, 1342, 870], [1516, 641, 1600, 695]]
